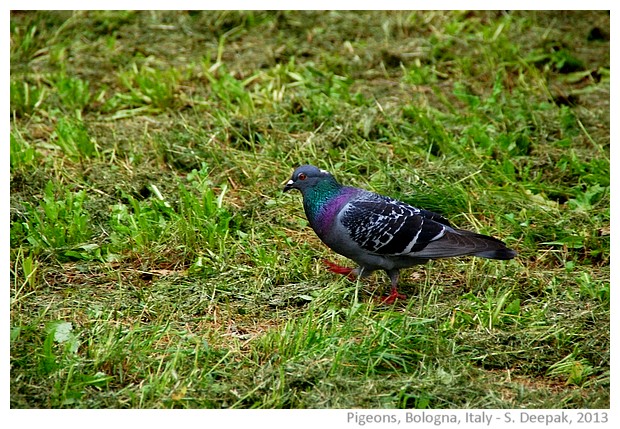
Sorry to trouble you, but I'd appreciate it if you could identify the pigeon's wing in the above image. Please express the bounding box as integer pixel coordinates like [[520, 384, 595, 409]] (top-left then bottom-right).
[[340, 193, 515, 260], [418, 209, 452, 227], [340, 194, 448, 256]]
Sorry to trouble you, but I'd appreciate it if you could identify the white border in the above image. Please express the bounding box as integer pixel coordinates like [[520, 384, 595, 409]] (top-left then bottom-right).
[[4, 3, 617, 426]]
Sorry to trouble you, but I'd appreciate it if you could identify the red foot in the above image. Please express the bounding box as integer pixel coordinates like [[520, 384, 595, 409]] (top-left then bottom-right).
[[378, 287, 407, 305], [322, 259, 357, 281]]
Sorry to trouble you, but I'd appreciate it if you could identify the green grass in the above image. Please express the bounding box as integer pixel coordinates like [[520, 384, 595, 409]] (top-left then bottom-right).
[[10, 11, 609, 408]]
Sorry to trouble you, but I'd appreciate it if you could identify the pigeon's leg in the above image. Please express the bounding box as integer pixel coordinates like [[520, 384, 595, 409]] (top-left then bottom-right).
[[322, 259, 358, 281], [381, 269, 407, 304]]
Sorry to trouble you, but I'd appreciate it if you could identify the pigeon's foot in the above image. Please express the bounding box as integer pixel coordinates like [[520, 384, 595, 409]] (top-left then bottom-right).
[[322, 259, 357, 281], [379, 286, 407, 305]]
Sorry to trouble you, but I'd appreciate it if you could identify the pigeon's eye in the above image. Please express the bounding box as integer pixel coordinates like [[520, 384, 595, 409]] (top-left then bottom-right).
[[298, 173, 307, 181]]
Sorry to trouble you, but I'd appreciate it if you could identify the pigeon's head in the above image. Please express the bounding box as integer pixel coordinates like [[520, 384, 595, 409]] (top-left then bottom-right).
[[283, 165, 335, 193]]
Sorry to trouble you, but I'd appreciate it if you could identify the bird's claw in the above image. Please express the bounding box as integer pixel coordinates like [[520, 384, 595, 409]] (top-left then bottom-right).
[[322, 260, 407, 303], [322, 259, 357, 281], [378, 288, 407, 305]]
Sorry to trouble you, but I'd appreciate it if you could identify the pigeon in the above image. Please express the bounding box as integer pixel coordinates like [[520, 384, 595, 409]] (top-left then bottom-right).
[[283, 164, 517, 304]]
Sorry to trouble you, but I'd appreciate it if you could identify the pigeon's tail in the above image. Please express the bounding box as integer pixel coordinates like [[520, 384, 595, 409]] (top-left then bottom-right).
[[453, 229, 517, 260], [414, 229, 517, 260], [473, 246, 517, 260]]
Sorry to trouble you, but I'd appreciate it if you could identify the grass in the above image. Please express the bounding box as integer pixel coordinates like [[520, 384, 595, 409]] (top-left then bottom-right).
[[9, 10, 610, 408]]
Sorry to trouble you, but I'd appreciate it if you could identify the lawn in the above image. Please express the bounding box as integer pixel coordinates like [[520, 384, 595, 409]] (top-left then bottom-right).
[[10, 10, 610, 408]]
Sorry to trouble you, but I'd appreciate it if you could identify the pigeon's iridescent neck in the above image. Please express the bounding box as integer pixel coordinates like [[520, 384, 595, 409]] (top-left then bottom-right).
[[304, 182, 357, 235], [303, 179, 341, 220]]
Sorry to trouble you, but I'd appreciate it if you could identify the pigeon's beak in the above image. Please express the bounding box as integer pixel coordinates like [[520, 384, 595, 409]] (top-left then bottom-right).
[[283, 179, 295, 192]]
